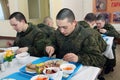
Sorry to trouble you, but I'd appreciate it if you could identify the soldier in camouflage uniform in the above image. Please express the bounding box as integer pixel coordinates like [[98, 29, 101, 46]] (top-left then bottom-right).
[[37, 16, 55, 42], [95, 14, 120, 38], [43, 16, 54, 28], [9, 12, 49, 57], [94, 14, 120, 74], [78, 13, 107, 53], [46, 8, 106, 68], [37, 23, 55, 41]]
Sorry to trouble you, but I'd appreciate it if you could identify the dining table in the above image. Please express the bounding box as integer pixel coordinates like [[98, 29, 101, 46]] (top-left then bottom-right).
[[0, 56, 101, 80]]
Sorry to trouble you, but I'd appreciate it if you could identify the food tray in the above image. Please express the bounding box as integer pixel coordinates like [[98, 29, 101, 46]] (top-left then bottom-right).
[[19, 57, 82, 80]]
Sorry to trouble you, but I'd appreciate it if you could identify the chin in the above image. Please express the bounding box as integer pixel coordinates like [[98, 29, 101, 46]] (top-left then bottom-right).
[[64, 34, 69, 36], [17, 31, 21, 32]]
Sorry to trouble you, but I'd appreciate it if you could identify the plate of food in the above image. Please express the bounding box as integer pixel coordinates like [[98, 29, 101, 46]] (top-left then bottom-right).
[[19, 57, 82, 80], [44, 59, 68, 68], [43, 67, 60, 79], [20, 58, 67, 75], [25, 63, 37, 74]]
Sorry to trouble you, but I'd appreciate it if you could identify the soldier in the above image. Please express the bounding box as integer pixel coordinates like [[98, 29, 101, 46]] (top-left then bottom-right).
[[43, 16, 54, 28], [45, 8, 106, 68], [37, 17, 55, 42], [94, 14, 120, 74], [78, 13, 107, 53], [9, 12, 49, 57]]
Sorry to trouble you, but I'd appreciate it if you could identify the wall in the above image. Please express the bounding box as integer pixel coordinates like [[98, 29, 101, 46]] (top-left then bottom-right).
[[49, 0, 93, 28], [61, 0, 83, 21], [49, 0, 62, 28], [0, 20, 16, 37], [49, 0, 85, 28]]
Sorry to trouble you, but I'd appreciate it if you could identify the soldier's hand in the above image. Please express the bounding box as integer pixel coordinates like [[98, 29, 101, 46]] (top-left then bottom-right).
[[16, 47, 28, 54], [99, 29, 107, 33], [46, 46, 55, 57], [63, 53, 78, 62]]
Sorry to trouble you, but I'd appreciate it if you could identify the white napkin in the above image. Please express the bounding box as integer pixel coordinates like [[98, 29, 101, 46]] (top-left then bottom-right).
[[102, 36, 114, 59], [71, 66, 101, 80]]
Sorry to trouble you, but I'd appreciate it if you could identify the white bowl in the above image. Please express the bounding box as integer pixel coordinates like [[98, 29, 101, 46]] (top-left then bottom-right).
[[7, 46, 19, 53], [16, 52, 30, 64], [43, 67, 60, 79], [60, 63, 76, 74], [30, 74, 49, 80]]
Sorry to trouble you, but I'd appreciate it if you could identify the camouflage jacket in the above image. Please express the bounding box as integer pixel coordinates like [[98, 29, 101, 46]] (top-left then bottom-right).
[[37, 23, 55, 41], [52, 24, 106, 67], [78, 21, 107, 53], [94, 23, 120, 39], [13, 23, 49, 57]]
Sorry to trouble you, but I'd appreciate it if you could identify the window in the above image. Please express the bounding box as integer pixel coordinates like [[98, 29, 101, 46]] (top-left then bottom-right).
[[0, 3, 4, 19], [0, 0, 10, 20]]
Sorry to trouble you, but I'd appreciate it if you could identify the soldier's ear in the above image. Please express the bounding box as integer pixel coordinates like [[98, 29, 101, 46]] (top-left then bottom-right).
[[21, 20, 26, 23], [72, 20, 77, 26]]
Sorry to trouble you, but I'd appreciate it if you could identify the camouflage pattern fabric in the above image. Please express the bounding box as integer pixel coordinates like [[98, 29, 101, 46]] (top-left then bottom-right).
[[94, 23, 120, 39], [37, 23, 55, 43], [52, 24, 106, 68], [78, 21, 107, 53], [13, 23, 49, 57]]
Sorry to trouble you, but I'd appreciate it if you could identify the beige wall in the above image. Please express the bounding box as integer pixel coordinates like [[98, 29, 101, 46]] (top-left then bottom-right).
[[0, 20, 16, 37], [49, 0, 62, 28], [49, 0, 93, 28], [61, 0, 83, 21]]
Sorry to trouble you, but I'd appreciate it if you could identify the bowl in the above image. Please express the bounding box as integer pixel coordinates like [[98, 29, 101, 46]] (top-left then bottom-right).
[[7, 46, 19, 53], [60, 63, 76, 74], [16, 52, 30, 64], [30, 74, 49, 80], [43, 67, 60, 79]]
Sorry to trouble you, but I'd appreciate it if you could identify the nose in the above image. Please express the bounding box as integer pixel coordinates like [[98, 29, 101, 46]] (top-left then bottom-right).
[[60, 28, 65, 34]]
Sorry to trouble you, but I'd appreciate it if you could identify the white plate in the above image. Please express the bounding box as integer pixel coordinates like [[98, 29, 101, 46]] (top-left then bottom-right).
[[45, 59, 68, 65], [26, 70, 36, 74]]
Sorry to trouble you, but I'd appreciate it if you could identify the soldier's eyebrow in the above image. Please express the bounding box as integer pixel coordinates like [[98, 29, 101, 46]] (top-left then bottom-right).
[[58, 26, 67, 29], [11, 24, 17, 26]]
